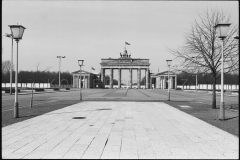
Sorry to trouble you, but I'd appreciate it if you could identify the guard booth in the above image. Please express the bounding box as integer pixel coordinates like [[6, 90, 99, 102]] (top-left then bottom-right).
[[72, 70, 100, 88], [151, 71, 177, 89]]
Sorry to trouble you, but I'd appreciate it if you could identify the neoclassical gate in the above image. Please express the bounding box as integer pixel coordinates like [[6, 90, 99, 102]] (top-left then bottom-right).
[[100, 49, 150, 89]]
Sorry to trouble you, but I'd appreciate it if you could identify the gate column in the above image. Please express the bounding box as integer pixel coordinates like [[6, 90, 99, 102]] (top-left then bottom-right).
[[146, 68, 149, 89], [83, 75, 86, 88], [129, 68, 132, 89], [118, 68, 121, 89], [79, 75, 82, 89], [137, 68, 141, 89], [170, 76, 173, 89], [101, 68, 105, 89], [110, 68, 113, 89], [163, 76, 166, 89]]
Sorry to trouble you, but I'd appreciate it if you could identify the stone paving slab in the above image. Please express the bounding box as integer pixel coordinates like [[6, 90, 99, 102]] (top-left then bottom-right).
[[2, 101, 239, 159]]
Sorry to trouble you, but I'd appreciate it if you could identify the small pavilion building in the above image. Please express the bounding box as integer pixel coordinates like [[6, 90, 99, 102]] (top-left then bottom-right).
[[72, 70, 100, 88], [151, 71, 177, 89]]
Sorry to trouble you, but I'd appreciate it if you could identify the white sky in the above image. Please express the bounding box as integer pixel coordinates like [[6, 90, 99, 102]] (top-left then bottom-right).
[[2, 1, 239, 80]]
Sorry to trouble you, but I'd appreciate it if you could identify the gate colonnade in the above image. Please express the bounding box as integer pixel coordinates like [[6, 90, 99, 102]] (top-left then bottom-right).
[[100, 49, 150, 89], [100, 68, 150, 89]]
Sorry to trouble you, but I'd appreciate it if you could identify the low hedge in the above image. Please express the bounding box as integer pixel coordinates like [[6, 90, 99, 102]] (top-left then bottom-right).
[[66, 88, 70, 90], [35, 88, 45, 92], [4, 89, 21, 93], [54, 88, 60, 91]]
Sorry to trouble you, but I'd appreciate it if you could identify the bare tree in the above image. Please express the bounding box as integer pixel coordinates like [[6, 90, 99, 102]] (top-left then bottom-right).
[[35, 62, 41, 71], [168, 8, 238, 109], [2, 60, 14, 73]]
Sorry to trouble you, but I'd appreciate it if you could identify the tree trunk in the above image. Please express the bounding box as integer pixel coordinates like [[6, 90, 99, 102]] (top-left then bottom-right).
[[212, 75, 217, 109]]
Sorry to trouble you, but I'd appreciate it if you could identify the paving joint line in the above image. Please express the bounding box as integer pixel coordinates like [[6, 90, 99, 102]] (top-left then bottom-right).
[[103, 89, 121, 97], [125, 89, 129, 97], [135, 89, 150, 97]]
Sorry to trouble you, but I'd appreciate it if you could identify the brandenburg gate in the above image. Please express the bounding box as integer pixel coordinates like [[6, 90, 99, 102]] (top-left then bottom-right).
[[100, 49, 150, 89]]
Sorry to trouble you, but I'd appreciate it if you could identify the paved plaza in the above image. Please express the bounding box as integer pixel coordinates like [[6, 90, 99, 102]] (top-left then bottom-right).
[[2, 101, 239, 159]]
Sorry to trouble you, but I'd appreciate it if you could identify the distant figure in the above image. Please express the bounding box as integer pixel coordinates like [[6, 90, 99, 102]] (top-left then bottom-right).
[[120, 53, 122, 57], [129, 53, 131, 58]]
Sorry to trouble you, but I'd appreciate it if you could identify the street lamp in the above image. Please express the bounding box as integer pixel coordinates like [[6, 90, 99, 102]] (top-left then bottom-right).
[[78, 60, 84, 101], [214, 23, 231, 120], [3, 33, 13, 95], [234, 35, 239, 112], [166, 60, 172, 101], [56, 56, 65, 91], [9, 24, 26, 118], [192, 56, 198, 92]]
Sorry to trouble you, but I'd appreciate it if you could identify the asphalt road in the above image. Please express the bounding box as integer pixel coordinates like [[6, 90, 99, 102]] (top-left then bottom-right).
[[2, 89, 238, 113]]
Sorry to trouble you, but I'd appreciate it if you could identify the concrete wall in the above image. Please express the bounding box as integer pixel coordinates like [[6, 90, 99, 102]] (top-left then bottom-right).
[[177, 84, 239, 90], [2, 83, 51, 88]]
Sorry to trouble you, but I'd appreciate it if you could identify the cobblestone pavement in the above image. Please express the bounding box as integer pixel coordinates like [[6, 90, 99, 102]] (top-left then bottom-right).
[[2, 102, 239, 159]]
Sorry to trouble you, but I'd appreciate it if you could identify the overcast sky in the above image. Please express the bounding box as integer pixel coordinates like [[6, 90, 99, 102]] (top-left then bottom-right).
[[2, 1, 239, 78]]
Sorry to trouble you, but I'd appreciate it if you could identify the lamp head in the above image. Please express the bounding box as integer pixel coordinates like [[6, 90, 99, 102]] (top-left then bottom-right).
[[166, 60, 172, 67], [214, 23, 231, 39], [62, 56, 65, 58], [8, 25, 26, 40], [4, 33, 12, 38], [78, 60, 84, 66]]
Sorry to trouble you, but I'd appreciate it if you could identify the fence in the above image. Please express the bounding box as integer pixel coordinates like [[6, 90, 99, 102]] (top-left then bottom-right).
[[2, 83, 72, 88]]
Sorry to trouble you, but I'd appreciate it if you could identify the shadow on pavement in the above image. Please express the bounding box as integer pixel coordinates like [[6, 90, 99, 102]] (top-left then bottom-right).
[[72, 117, 86, 119], [224, 116, 239, 121]]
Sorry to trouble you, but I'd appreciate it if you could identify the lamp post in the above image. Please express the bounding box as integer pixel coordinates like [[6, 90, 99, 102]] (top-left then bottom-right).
[[9, 24, 26, 118], [234, 35, 239, 112], [78, 60, 84, 101], [56, 56, 65, 91], [29, 79, 35, 108], [192, 56, 198, 92], [3, 33, 13, 95], [214, 23, 231, 120], [166, 60, 172, 101]]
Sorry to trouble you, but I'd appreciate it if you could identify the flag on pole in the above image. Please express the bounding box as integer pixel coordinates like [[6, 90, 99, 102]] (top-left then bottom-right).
[[125, 42, 130, 45], [91, 67, 95, 70]]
